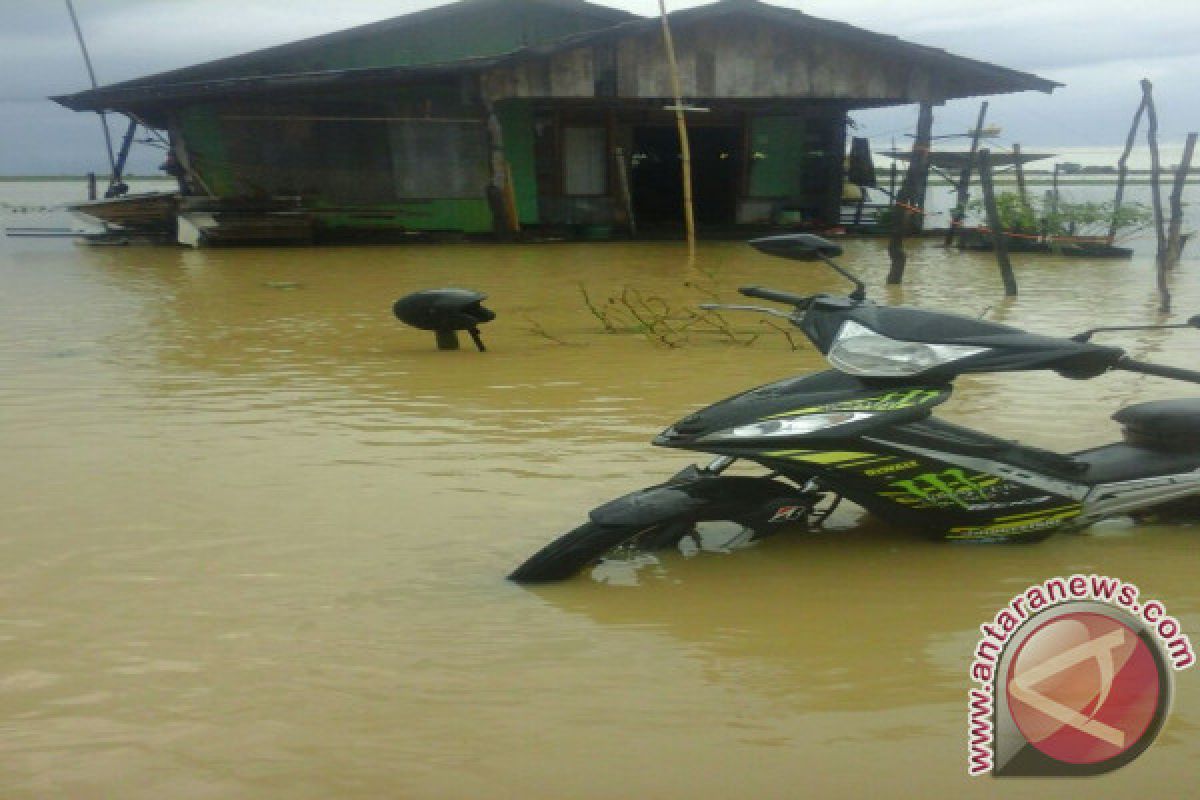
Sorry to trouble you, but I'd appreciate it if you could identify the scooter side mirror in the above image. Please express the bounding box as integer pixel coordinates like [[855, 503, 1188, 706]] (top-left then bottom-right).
[[749, 234, 844, 262]]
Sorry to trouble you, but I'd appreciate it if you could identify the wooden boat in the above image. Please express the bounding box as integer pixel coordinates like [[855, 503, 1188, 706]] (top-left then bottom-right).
[[69, 192, 178, 232]]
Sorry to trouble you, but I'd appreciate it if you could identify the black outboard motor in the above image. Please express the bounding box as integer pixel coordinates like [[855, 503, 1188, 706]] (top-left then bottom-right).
[[393, 288, 496, 351]]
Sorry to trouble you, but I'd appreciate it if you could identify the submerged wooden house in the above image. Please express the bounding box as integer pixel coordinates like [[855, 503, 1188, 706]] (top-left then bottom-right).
[[55, 0, 1058, 242]]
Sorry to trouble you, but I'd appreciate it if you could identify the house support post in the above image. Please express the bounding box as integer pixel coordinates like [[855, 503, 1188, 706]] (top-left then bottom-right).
[[886, 101, 934, 284], [825, 109, 848, 229], [1142, 79, 1170, 312], [945, 101, 987, 247], [1109, 88, 1149, 244], [481, 90, 519, 238], [105, 117, 138, 198], [1012, 143, 1029, 209], [1165, 132, 1197, 268], [978, 149, 1018, 296]]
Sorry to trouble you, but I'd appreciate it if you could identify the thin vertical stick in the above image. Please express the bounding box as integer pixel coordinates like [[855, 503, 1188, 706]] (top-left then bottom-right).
[[1142, 79, 1170, 312], [978, 149, 1018, 296], [65, 0, 116, 179], [658, 0, 695, 256], [1013, 143, 1029, 209], [1109, 89, 1148, 244], [944, 101, 987, 247], [1050, 163, 1060, 219], [1166, 132, 1197, 268], [614, 146, 636, 235]]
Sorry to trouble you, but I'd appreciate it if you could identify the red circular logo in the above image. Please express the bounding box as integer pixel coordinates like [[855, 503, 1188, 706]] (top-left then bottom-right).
[[1006, 611, 1162, 765]]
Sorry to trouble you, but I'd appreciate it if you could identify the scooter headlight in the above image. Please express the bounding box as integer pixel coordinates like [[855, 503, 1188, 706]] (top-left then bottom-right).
[[827, 321, 989, 377], [724, 411, 875, 438]]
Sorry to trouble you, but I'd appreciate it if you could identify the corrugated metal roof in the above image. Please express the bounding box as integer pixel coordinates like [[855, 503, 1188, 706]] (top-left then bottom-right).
[[55, 0, 633, 108], [54, 0, 1060, 113]]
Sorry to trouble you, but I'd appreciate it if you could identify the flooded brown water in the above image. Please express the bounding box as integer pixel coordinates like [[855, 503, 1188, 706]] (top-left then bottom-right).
[[2, 200, 1200, 797]]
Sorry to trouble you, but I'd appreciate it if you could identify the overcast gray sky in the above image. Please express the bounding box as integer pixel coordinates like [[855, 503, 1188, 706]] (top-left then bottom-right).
[[2, 0, 1198, 175]]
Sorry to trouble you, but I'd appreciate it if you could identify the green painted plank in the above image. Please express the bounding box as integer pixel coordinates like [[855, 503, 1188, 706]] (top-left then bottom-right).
[[497, 101, 539, 225]]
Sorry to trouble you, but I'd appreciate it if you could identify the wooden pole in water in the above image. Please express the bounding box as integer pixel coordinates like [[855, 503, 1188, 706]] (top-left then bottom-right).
[[1049, 162, 1061, 220], [1012, 143, 1030, 209], [944, 101, 987, 247], [658, 0, 696, 256], [978, 149, 1018, 296], [886, 102, 934, 284], [1109, 87, 1149, 244], [888, 138, 898, 199], [1165, 132, 1197, 268], [1142, 79, 1170, 312]]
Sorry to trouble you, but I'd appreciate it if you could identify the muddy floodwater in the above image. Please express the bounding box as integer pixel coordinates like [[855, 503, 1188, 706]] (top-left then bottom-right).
[[2, 191, 1199, 797]]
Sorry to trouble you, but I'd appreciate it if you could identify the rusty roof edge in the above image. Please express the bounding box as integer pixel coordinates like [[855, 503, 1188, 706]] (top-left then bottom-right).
[[51, 57, 510, 112], [507, 0, 1061, 94], [53, 0, 1062, 113], [56, 0, 639, 101]]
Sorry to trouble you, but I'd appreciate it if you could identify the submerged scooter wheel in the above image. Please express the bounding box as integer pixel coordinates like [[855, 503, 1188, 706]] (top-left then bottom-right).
[[508, 521, 678, 584]]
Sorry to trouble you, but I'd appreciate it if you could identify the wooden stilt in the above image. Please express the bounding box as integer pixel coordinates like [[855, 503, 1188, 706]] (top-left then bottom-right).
[[1142, 79, 1170, 312], [978, 149, 1018, 297], [1109, 89, 1148, 244], [886, 102, 934, 284], [944, 101, 987, 247], [1166, 132, 1197, 268], [1012, 143, 1029, 209]]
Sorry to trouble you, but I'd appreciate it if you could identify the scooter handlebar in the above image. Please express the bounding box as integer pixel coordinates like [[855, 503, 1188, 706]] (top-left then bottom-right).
[[738, 286, 812, 308]]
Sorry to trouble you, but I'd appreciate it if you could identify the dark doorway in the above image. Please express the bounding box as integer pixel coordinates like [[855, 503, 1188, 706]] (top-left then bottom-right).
[[630, 125, 740, 228]]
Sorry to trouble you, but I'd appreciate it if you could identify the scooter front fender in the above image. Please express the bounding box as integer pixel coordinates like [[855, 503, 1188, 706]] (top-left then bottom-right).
[[589, 474, 805, 527]]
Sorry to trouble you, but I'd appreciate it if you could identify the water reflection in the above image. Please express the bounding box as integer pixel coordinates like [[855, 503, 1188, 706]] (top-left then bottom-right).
[[522, 515, 1200, 710], [2, 228, 1199, 798]]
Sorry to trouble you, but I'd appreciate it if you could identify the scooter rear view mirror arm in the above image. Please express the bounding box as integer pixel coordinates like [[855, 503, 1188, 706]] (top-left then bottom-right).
[[818, 256, 867, 303], [1072, 320, 1200, 342], [699, 303, 796, 319]]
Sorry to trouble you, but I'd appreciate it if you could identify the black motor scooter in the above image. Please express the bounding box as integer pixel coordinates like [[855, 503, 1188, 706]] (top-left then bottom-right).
[[510, 235, 1200, 582]]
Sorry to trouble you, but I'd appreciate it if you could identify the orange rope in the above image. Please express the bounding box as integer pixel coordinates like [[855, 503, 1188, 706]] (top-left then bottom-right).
[[975, 227, 1130, 245]]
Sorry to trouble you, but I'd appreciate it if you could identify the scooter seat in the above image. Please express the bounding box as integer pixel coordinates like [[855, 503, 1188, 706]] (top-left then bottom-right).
[[1114, 399, 1200, 451]]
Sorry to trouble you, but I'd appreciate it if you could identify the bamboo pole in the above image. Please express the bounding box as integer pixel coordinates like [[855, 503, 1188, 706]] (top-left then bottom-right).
[[944, 101, 987, 247], [658, 0, 696, 256], [978, 149, 1018, 296], [886, 102, 934, 284], [1142, 79, 1170, 312], [1108, 89, 1149, 244], [1165, 132, 1197, 268], [65, 0, 117, 182]]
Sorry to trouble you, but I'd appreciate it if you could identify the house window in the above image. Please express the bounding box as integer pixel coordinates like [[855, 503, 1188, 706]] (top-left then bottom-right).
[[389, 120, 489, 199], [563, 126, 607, 196]]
